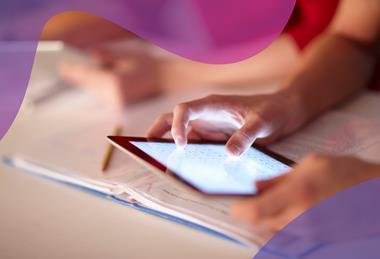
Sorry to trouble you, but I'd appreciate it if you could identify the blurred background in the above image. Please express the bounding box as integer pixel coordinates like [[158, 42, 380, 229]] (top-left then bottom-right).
[[33, 11, 300, 111]]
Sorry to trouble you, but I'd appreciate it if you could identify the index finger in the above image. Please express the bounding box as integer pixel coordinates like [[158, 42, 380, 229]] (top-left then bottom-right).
[[146, 113, 173, 138], [171, 96, 224, 148]]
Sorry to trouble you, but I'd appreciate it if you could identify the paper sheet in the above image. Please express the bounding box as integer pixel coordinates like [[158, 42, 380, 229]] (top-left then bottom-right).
[[6, 66, 380, 248], [270, 93, 380, 163]]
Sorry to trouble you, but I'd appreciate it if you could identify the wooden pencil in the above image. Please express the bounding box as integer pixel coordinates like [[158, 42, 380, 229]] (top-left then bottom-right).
[[101, 125, 123, 172]]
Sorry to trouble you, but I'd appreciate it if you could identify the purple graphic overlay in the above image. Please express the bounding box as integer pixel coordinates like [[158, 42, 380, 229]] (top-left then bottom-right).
[[0, 0, 295, 141], [1, 2, 380, 259], [254, 178, 380, 259]]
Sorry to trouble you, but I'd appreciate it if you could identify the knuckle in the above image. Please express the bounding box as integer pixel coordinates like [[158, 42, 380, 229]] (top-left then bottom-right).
[[205, 94, 221, 102], [297, 178, 317, 203], [158, 113, 169, 121], [237, 129, 253, 142], [255, 115, 267, 127], [174, 103, 189, 112], [250, 113, 267, 129], [305, 153, 326, 163], [154, 113, 172, 126]]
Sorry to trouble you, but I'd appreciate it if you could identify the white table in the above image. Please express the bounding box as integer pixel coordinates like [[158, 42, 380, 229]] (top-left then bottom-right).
[[0, 163, 253, 258]]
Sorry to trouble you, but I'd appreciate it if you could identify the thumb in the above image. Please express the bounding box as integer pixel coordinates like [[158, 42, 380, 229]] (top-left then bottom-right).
[[226, 117, 266, 156], [255, 173, 289, 193]]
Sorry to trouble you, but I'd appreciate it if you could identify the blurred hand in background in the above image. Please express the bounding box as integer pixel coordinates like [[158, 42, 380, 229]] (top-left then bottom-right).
[[43, 12, 298, 109], [60, 47, 162, 109]]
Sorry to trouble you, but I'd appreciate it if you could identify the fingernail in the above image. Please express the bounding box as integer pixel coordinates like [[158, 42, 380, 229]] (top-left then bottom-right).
[[175, 136, 186, 149], [228, 144, 242, 157]]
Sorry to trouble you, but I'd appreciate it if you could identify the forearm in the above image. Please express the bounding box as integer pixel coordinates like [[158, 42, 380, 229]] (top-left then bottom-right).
[[161, 59, 280, 90], [160, 35, 299, 90], [278, 33, 377, 129]]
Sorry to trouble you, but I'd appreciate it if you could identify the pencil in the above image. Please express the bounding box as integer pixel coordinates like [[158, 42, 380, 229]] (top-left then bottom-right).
[[101, 125, 123, 172]]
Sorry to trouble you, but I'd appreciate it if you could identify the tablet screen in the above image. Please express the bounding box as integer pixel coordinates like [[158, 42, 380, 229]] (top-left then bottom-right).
[[129, 141, 291, 195]]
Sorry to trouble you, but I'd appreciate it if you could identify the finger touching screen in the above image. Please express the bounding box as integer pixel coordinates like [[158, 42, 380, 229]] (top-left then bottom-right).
[[129, 141, 291, 195]]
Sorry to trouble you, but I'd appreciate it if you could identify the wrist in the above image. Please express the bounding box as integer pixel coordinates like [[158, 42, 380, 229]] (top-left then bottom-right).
[[273, 87, 311, 135], [159, 59, 206, 91], [276, 33, 376, 128]]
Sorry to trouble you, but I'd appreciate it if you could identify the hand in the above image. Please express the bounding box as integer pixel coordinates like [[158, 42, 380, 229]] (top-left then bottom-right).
[[147, 93, 302, 156], [59, 47, 162, 109], [231, 154, 380, 230]]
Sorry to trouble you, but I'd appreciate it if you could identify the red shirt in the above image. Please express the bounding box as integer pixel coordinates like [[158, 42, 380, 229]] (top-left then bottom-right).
[[286, 0, 379, 91], [372, 64, 380, 91], [285, 0, 339, 50]]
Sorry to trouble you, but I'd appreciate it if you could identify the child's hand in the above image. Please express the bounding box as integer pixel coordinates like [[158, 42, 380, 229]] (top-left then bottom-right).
[[231, 155, 380, 230], [60, 48, 161, 109], [147, 93, 302, 156]]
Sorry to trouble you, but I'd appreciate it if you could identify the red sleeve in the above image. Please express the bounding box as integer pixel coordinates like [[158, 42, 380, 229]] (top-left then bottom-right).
[[370, 60, 380, 92], [285, 0, 380, 92], [285, 0, 340, 50]]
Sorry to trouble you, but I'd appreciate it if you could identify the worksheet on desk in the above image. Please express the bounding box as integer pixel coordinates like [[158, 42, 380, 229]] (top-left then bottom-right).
[[6, 87, 380, 247], [11, 90, 380, 185], [270, 92, 380, 163]]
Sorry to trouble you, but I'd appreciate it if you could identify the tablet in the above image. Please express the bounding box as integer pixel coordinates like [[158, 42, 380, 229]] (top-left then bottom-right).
[[108, 136, 294, 196]]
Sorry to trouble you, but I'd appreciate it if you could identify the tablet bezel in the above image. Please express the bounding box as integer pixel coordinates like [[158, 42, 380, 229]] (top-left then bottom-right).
[[108, 136, 294, 197]]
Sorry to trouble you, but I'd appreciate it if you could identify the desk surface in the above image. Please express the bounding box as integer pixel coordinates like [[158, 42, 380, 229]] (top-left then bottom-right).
[[0, 78, 260, 259], [0, 105, 255, 259], [0, 43, 282, 258]]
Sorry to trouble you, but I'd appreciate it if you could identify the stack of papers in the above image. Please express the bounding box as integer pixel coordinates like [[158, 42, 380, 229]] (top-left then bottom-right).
[[4, 88, 380, 247], [3, 90, 271, 247]]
